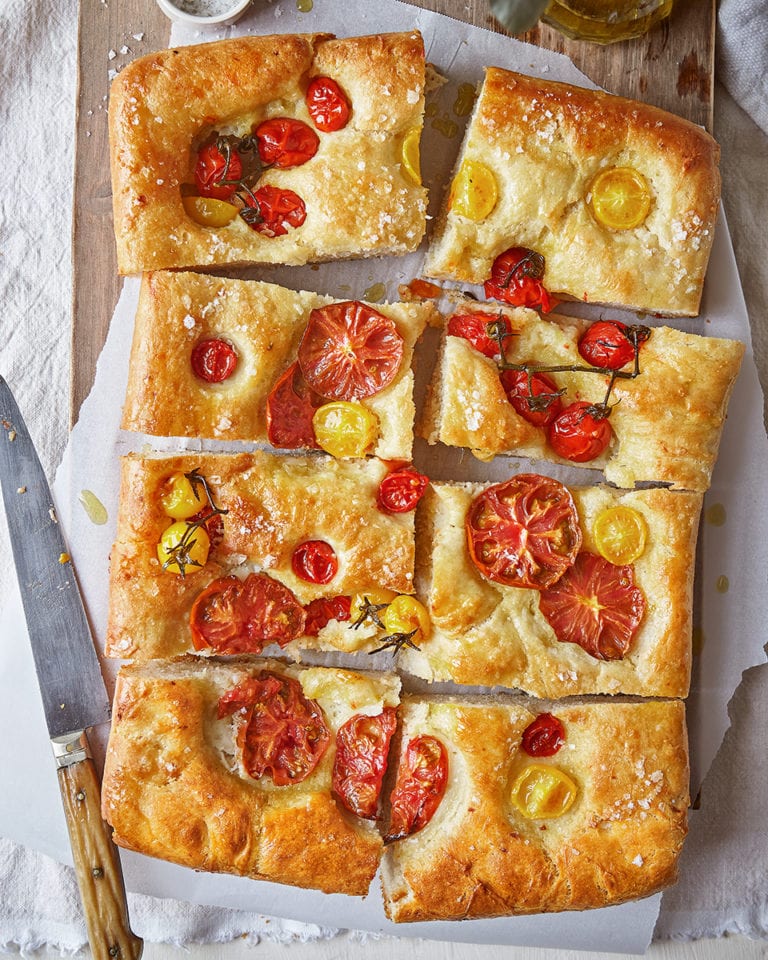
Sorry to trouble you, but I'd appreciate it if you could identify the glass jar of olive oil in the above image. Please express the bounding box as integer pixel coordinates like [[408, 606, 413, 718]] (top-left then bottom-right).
[[541, 0, 673, 42]]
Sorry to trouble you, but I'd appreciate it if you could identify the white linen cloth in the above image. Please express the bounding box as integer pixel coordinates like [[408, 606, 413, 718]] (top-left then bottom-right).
[[1, 0, 767, 950]]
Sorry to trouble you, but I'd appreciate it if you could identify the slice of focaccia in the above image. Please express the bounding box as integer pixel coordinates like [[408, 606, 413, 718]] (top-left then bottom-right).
[[106, 452, 418, 660], [381, 695, 689, 921], [102, 658, 401, 896], [122, 271, 437, 460], [424, 66, 721, 316], [421, 302, 744, 492], [109, 32, 427, 274], [401, 476, 701, 698]]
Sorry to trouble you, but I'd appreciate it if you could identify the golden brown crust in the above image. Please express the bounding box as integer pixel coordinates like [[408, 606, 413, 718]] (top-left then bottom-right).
[[109, 32, 427, 274], [421, 303, 744, 492], [106, 452, 415, 659], [381, 697, 689, 921], [101, 658, 400, 896], [403, 481, 701, 698], [122, 271, 437, 459], [424, 67, 721, 316]]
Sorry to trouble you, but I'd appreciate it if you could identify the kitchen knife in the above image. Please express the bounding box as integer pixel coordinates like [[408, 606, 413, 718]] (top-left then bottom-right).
[[0, 375, 142, 960]]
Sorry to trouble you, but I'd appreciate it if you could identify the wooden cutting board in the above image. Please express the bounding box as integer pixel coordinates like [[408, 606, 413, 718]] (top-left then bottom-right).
[[72, 0, 714, 421]]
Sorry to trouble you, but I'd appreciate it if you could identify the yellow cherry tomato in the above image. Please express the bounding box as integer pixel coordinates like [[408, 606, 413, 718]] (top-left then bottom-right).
[[593, 505, 649, 566], [349, 588, 398, 625], [383, 595, 431, 643], [312, 402, 379, 458], [157, 520, 210, 576], [400, 127, 422, 186], [449, 159, 498, 222], [159, 472, 206, 520], [510, 763, 578, 820], [589, 167, 651, 230], [182, 195, 239, 227]]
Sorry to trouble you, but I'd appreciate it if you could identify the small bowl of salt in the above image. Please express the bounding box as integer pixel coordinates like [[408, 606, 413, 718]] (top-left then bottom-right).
[[156, 0, 253, 25]]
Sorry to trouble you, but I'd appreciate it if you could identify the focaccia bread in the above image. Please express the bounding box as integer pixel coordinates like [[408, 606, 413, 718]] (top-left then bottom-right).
[[401, 478, 701, 698], [381, 696, 689, 921], [102, 658, 401, 896], [106, 452, 417, 660], [109, 32, 427, 274], [421, 302, 744, 492], [122, 271, 437, 460], [424, 67, 721, 316]]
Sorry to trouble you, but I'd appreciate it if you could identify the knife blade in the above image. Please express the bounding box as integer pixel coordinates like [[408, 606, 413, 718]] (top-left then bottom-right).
[[0, 375, 142, 960]]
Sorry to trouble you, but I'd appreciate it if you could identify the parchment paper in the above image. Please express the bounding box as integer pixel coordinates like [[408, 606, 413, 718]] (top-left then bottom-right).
[[0, 0, 766, 953]]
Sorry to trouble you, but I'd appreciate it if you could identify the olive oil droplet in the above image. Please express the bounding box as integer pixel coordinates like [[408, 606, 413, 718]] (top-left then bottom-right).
[[705, 502, 726, 526], [715, 575, 729, 594], [363, 282, 387, 303], [296, 0, 313, 11], [453, 83, 477, 117], [79, 490, 108, 525], [431, 114, 458, 139]]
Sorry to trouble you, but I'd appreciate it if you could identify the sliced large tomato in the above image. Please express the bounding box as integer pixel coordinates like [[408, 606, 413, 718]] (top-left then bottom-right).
[[303, 595, 352, 636], [189, 572, 306, 654], [266, 362, 323, 450], [466, 474, 582, 590], [538, 551, 646, 661], [332, 707, 397, 819], [385, 735, 448, 842], [218, 671, 330, 786], [297, 301, 404, 401]]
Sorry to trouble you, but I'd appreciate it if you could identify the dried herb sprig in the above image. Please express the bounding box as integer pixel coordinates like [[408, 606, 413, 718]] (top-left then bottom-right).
[[351, 596, 390, 631], [368, 629, 420, 656]]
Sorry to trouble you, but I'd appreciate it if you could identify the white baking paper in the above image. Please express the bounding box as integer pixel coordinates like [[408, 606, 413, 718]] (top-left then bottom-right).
[[1, 0, 767, 953]]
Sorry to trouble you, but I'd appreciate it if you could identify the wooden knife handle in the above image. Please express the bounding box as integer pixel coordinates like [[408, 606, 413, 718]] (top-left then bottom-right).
[[58, 749, 143, 960]]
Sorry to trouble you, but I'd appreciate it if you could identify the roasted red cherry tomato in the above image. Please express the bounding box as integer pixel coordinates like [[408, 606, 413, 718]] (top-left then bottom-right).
[[521, 713, 565, 757], [266, 362, 323, 450], [292, 540, 338, 584], [377, 466, 429, 514], [386, 735, 449, 842], [484, 247, 557, 312], [243, 185, 307, 237], [538, 551, 646, 661], [218, 671, 330, 786], [306, 76, 351, 132], [500, 369, 564, 428], [547, 401, 613, 463], [465, 474, 582, 590], [255, 118, 319, 168], [190, 572, 306, 654], [298, 301, 404, 401], [303, 595, 352, 636], [578, 320, 647, 370], [194, 142, 243, 200], [332, 707, 397, 819], [446, 312, 511, 359], [190, 338, 238, 383]]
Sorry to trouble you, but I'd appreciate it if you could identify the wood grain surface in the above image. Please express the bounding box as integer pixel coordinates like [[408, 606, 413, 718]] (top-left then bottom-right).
[[71, 0, 715, 422]]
